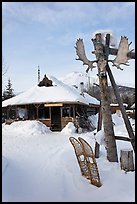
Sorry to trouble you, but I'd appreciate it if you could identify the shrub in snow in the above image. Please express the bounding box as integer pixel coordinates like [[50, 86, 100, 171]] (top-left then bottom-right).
[[61, 122, 76, 134]]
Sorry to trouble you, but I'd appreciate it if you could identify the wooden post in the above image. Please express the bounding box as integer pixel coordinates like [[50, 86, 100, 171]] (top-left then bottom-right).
[[106, 64, 135, 152], [120, 149, 134, 172], [92, 33, 118, 162], [95, 105, 102, 158], [7, 107, 9, 119], [34, 104, 41, 119], [115, 136, 134, 142]]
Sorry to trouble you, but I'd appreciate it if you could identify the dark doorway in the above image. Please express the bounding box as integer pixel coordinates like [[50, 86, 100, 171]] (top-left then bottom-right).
[[51, 107, 61, 131]]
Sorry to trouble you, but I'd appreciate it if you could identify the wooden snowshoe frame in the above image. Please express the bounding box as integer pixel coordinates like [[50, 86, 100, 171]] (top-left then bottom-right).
[[78, 137, 102, 187], [69, 137, 89, 178], [69, 137, 102, 187]]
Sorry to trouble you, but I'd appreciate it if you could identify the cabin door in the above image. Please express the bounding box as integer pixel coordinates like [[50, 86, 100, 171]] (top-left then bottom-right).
[[51, 107, 61, 131]]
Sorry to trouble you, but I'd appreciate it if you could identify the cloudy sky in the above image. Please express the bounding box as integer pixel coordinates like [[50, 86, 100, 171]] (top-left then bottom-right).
[[2, 2, 135, 93]]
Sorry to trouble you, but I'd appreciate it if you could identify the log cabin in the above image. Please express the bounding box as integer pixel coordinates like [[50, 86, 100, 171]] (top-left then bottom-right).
[[2, 75, 100, 131]]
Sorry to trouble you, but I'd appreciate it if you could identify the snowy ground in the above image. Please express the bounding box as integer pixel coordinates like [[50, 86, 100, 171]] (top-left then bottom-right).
[[2, 114, 135, 202]]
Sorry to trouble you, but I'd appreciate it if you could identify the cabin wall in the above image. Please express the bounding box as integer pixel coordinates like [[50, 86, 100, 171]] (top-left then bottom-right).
[[61, 117, 74, 129], [2, 103, 100, 131], [111, 106, 119, 114], [38, 119, 51, 127]]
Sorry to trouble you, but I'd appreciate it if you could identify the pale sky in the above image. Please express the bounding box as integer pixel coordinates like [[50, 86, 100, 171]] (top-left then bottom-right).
[[2, 2, 135, 93]]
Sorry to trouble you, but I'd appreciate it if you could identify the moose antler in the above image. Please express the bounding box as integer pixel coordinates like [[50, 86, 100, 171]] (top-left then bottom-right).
[[75, 38, 97, 73], [108, 36, 131, 70]]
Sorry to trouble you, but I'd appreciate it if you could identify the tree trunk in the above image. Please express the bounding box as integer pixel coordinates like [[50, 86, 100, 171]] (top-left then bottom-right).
[[120, 149, 134, 172], [99, 74, 118, 162], [92, 33, 118, 162]]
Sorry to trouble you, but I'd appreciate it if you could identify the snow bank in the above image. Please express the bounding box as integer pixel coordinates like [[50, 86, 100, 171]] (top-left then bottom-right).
[[2, 120, 51, 136], [2, 112, 135, 202], [61, 122, 76, 135], [112, 113, 135, 137], [94, 129, 106, 146], [112, 112, 125, 126]]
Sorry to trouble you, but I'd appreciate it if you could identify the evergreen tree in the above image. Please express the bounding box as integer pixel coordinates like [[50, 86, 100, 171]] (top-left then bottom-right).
[[2, 78, 15, 101]]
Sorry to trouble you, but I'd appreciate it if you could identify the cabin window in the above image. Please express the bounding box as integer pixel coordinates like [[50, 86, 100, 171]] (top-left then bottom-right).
[[38, 107, 50, 119], [87, 107, 98, 116], [4, 107, 16, 120], [17, 107, 28, 119], [38, 109, 45, 119], [45, 107, 50, 118], [62, 107, 73, 117], [28, 105, 36, 119]]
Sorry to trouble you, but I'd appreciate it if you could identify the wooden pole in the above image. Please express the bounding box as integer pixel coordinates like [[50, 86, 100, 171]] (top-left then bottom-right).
[[95, 105, 102, 158], [115, 135, 134, 142], [106, 64, 135, 152], [92, 33, 118, 162], [120, 149, 134, 172]]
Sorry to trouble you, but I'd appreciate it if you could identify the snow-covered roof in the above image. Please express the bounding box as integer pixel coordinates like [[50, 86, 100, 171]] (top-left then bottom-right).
[[2, 75, 100, 107], [131, 103, 135, 109], [110, 103, 128, 107]]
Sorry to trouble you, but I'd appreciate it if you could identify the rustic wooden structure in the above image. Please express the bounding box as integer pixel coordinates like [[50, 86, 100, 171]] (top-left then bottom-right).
[[75, 33, 135, 161], [106, 64, 135, 151], [2, 76, 100, 131], [38, 74, 53, 87], [120, 149, 134, 172], [93, 33, 118, 162], [2, 103, 97, 131], [69, 137, 102, 187]]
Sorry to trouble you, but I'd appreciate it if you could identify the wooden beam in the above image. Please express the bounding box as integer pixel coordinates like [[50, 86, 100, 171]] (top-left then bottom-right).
[[115, 136, 134, 142], [109, 48, 135, 59], [44, 103, 63, 107], [106, 64, 135, 152]]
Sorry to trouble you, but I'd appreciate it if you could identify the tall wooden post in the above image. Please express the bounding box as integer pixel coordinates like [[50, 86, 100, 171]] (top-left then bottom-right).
[[92, 33, 118, 162]]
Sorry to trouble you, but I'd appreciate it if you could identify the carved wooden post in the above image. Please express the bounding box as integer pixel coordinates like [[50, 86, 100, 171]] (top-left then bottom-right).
[[120, 149, 134, 172], [92, 33, 118, 162], [75, 33, 135, 162]]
